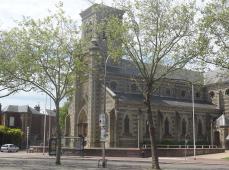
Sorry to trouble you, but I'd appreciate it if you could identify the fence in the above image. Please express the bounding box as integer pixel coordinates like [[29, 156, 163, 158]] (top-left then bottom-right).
[[49, 136, 85, 156]]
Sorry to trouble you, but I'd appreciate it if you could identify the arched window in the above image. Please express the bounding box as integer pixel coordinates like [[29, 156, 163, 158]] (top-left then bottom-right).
[[209, 91, 215, 98], [195, 92, 200, 98], [124, 115, 130, 135], [182, 119, 186, 136], [198, 120, 203, 137], [164, 117, 170, 137], [166, 88, 171, 96], [181, 90, 186, 97], [225, 89, 229, 96], [110, 81, 117, 91], [131, 84, 137, 92]]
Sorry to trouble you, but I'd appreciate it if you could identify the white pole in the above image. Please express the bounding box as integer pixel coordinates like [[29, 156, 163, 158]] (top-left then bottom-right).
[[49, 97, 51, 140], [138, 118, 140, 148], [43, 113, 47, 155], [211, 120, 213, 147], [192, 83, 196, 160], [26, 126, 29, 153]]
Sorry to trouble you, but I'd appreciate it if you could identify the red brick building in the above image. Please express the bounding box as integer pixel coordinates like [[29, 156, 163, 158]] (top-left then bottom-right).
[[0, 105, 56, 147]]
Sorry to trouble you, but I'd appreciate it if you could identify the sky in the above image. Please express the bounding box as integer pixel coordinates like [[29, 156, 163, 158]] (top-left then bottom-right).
[[0, 0, 113, 111], [0, 0, 208, 111]]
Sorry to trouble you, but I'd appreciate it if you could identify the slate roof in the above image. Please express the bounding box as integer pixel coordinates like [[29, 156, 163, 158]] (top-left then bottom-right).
[[107, 59, 203, 83], [45, 109, 56, 117], [2, 105, 42, 115], [116, 93, 217, 110]]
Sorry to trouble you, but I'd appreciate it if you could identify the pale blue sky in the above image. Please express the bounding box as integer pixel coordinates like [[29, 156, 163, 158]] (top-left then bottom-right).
[[0, 0, 112, 111], [0, 0, 207, 111]]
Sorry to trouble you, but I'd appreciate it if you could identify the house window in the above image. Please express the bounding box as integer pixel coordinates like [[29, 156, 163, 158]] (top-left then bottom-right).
[[9, 116, 15, 127], [110, 81, 117, 91], [124, 115, 130, 135], [181, 90, 186, 97], [209, 91, 215, 98]]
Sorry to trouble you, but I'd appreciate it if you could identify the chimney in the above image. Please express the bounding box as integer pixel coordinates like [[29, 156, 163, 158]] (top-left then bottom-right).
[[34, 105, 40, 112]]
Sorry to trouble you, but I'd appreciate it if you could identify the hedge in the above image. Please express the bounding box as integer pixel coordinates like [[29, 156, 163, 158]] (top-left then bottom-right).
[[0, 125, 23, 146]]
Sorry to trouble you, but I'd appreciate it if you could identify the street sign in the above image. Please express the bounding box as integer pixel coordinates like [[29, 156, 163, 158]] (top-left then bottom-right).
[[100, 126, 107, 142], [99, 113, 106, 127]]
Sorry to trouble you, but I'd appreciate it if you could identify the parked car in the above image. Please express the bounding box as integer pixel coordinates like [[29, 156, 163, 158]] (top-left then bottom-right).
[[0, 144, 19, 152]]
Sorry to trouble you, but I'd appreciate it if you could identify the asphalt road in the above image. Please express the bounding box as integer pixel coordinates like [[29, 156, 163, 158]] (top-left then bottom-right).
[[0, 152, 229, 170]]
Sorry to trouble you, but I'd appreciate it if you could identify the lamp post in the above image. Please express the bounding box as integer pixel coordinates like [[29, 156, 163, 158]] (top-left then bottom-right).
[[26, 126, 29, 153], [171, 78, 197, 160], [138, 109, 142, 148], [191, 83, 196, 160], [101, 53, 110, 168], [43, 112, 47, 155]]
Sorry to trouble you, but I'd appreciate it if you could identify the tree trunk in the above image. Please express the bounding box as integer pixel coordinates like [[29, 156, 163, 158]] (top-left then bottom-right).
[[145, 91, 160, 170], [55, 101, 62, 165]]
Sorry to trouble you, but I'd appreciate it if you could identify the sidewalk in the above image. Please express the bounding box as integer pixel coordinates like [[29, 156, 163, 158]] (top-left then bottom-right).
[[1, 151, 229, 163]]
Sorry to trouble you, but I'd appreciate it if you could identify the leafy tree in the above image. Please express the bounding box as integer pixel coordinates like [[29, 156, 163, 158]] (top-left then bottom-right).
[[0, 2, 86, 165], [0, 31, 33, 98], [198, 0, 229, 70], [105, 0, 198, 169], [59, 101, 69, 130]]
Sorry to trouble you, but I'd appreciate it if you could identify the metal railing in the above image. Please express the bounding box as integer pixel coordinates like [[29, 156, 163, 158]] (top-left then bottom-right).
[[142, 144, 218, 149]]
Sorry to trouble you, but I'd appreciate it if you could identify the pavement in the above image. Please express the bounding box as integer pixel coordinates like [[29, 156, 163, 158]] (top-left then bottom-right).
[[1, 150, 229, 162], [1, 151, 229, 170]]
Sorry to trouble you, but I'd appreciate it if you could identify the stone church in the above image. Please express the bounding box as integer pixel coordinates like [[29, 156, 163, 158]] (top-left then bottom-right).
[[67, 4, 229, 149]]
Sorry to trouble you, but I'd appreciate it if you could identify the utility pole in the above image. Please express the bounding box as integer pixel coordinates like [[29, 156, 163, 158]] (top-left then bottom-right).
[[26, 126, 29, 153]]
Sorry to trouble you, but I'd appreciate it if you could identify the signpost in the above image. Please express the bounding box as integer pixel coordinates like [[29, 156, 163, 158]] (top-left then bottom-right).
[[99, 113, 107, 168]]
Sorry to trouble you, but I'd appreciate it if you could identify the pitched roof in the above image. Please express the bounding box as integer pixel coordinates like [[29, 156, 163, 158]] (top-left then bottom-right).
[[45, 109, 56, 117], [2, 105, 42, 115], [115, 93, 217, 110]]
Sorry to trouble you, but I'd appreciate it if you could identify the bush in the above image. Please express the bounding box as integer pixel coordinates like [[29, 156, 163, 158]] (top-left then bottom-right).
[[0, 126, 23, 146]]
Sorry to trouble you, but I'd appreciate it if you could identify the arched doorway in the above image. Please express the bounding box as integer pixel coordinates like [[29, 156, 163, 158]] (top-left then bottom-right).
[[77, 110, 88, 138]]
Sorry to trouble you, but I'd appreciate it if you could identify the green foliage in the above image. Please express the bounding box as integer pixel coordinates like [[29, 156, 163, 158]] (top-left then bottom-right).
[[0, 125, 7, 135], [0, 2, 87, 164], [198, 0, 229, 70], [0, 125, 23, 146], [59, 101, 69, 130], [103, 1, 198, 168]]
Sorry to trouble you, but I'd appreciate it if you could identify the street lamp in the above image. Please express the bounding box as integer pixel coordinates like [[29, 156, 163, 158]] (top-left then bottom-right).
[[138, 109, 142, 148], [100, 54, 110, 168], [171, 78, 197, 160], [191, 83, 196, 160], [43, 112, 47, 155]]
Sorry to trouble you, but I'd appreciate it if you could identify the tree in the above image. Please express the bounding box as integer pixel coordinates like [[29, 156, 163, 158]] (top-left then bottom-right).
[[198, 0, 229, 70], [59, 101, 69, 130], [0, 2, 86, 165], [105, 0, 198, 169], [0, 31, 33, 98]]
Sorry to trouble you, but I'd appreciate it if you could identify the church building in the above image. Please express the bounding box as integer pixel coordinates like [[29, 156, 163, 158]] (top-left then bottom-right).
[[67, 4, 229, 149]]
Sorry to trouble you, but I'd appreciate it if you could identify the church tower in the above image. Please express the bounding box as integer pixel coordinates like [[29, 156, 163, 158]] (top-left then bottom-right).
[[68, 4, 124, 147]]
